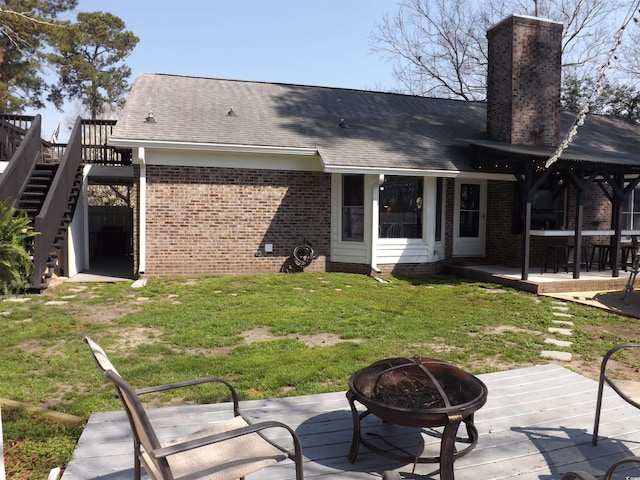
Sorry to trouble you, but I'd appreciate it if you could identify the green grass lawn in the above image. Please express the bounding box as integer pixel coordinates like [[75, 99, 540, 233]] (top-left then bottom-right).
[[1, 272, 638, 479]]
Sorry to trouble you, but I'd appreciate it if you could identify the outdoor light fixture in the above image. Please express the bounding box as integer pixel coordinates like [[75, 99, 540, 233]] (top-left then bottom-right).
[[145, 111, 156, 123]]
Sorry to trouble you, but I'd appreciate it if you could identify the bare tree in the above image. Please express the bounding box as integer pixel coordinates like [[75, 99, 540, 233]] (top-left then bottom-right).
[[371, 0, 627, 100]]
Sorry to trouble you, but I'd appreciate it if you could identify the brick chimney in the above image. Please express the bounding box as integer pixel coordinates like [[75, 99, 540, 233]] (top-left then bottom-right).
[[486, 15, 563, 146]]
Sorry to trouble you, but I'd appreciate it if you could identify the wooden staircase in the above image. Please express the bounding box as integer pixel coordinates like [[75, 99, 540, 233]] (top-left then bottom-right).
[[19, 164, 58, 217], [19, 163, 84, 288], [0, 114, 129, 291], [0, 114, 84, 290]]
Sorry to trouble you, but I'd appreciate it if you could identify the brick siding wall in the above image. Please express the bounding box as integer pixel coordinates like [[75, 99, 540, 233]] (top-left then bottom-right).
[[142, 165, 331, 276], [486, 181, 522, 266], [487, 16, 562, 146]]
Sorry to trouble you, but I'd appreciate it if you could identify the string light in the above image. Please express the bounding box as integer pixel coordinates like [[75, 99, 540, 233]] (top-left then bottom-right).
[[545, 1, 640, 168]]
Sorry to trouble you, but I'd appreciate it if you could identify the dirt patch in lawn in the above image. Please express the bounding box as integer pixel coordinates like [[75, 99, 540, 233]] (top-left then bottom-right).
[[111, 327, 164, 351], [90, 325, 366, 358], [485, 325, 541, 335], [72, 302, 143, 323], [15, 339, 67, 358], [204, 326, 366, 357]]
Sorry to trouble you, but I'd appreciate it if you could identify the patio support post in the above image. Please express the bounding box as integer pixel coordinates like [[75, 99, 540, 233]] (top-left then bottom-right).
[[610, 172, 625, 277], [572, 173, 585, 279], [521, 162, 533, 281]]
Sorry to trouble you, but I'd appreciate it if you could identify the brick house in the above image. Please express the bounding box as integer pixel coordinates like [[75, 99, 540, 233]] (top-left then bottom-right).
[[86, 14, 640, 280]]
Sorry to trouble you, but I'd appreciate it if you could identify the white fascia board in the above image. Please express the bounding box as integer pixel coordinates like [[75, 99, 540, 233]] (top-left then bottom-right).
[[109, 138, 319, 157], [85, 164, 135, 179], [324, 164, 515, 180]]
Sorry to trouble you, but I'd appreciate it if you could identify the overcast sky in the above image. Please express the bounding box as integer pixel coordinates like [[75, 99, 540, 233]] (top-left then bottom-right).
[[29, 0, 400, 141]]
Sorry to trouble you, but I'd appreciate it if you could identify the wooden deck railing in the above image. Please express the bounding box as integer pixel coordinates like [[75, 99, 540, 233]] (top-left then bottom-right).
[[81, 119, 131, 166], [0, 115, 42, 204], [0, 115, 131, 166]]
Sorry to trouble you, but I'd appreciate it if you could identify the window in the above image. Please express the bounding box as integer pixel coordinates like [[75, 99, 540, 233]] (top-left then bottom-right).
[[530, 185, 566, 230], [513, 179, 567, 232], [342, 175, 364, 242], [379, 176, 423, 238], [623, 186, 640, 230]]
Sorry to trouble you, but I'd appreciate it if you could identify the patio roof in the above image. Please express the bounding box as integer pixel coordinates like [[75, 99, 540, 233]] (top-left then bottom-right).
[[61, 364, 640, 480], [469, 139, 640, 169]]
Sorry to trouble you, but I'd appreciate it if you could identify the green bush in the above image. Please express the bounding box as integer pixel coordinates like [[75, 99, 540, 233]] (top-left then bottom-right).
[[0, 201, 37, 294]]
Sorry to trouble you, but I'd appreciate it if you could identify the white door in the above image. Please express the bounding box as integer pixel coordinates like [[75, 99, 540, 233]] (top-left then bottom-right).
[[453, 179, 486, 256]]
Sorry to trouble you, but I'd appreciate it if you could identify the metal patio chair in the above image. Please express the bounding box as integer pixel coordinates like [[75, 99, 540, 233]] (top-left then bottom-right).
[[592, 343, 640, 447], [83, 337, 304, 480]]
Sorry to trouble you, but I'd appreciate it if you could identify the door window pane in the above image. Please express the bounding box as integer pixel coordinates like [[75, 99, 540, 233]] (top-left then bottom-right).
[[459, 184, 480, 237]]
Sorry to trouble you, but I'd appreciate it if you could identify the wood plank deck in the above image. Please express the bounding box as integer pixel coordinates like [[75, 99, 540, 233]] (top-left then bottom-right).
[[60, 364, 640, 480]]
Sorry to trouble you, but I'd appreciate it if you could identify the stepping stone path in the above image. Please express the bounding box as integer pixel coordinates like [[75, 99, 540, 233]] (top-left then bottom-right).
[[540, 301, 574, 362]]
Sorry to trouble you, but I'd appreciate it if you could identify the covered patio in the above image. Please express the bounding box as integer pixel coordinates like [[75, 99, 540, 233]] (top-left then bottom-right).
[[60, 364, 640, 480], [470, 133, 640, 283]]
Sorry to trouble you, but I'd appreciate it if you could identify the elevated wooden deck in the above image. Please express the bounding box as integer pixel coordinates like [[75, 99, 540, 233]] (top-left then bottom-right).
[[60, 364, 640, 480]]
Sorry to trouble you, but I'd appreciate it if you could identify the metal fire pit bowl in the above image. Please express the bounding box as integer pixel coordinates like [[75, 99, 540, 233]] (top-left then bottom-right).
[[346, 357, 488, 480]]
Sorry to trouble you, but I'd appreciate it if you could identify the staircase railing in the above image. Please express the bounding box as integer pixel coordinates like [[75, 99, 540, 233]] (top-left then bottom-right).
[[0, 115, 34, 162], [32, 117, 83, 289], [0, 115, 41, 204]]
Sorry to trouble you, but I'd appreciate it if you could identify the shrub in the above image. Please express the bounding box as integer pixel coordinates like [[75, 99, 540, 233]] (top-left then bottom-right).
[[0, 201, 38, 294]]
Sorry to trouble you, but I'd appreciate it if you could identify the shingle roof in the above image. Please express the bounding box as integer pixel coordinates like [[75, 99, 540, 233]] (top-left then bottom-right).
[[111, 73, 640, 173]]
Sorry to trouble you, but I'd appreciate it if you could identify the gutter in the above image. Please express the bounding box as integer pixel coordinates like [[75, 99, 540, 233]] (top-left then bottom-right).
[[109, 138, 319, 157]]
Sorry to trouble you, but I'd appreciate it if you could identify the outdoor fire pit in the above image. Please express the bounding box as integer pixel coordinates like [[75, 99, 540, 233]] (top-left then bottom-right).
[[346, 356, 488, 480]]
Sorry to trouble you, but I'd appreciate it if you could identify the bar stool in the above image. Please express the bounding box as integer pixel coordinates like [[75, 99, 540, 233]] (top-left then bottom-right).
[[566, 245, 589, 272], [542, 245, 569, 274], [620, 235, 638, 272], [621, 244, 636, 271], [590, 244, 612, 271]]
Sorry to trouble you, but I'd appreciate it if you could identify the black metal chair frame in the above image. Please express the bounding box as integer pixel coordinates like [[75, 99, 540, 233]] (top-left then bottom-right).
[[592, 343, 640, 446]]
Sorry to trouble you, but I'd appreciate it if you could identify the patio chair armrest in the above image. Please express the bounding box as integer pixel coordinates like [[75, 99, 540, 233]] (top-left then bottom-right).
[[135, 377, 240, 415], [150, 419, 302, 461], [601, 343, 640, 384], [601, 343, 640, 369]]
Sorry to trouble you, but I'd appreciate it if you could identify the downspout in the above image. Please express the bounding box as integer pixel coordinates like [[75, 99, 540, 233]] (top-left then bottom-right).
[[370, 174, 384, 274], [82, 165, 91, 271], [138, 147, 147, 274]]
